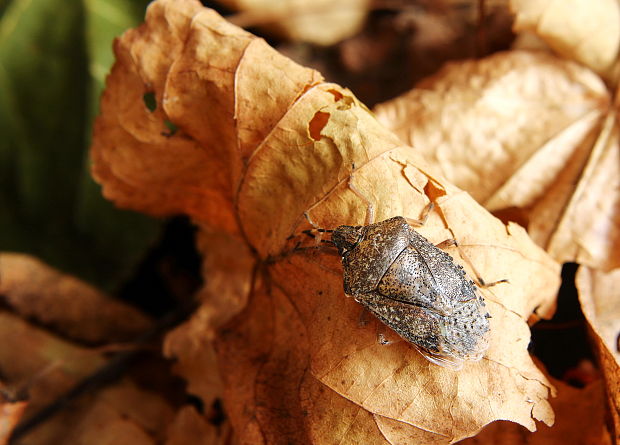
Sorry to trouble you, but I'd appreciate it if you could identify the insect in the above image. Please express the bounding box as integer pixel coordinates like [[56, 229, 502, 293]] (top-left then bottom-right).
[[328, 215, 492, 370], [301, 174, 498, 370]]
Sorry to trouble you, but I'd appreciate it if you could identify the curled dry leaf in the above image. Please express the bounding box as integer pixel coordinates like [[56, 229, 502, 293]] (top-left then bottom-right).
[[510, 0, 620, 77], [461, 377, 612, 445], [91, 0, 561, 442], [222, 0, 370, 46], [576, 267, 620, 364], [0, 389, 27, 445], [374, 51, 620, 270], [0, 311, 174, 445], [165, 405, 230, 445], [0, 311, 106, 414], [51, 381, 173, 445], [0, 253, 152, 344], [576, 267, 620, 439]]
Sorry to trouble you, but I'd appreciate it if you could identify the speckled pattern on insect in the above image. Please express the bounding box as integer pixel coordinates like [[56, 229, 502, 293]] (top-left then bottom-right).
[[331, 216, 491, 371]]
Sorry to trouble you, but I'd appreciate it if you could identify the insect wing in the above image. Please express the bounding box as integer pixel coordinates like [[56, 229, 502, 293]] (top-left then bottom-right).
[[414, 345, 464, 371], [375, 245, 451, 314], [407, 229, 479, 310], [359, 296, 466, 369]]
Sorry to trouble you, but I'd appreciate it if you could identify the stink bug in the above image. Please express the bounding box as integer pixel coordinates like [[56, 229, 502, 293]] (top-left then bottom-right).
[[331, 215, 492, 370], [301, 178, 500, 370]]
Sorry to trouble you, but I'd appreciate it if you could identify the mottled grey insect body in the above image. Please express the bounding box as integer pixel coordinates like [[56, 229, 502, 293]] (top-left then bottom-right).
[[332, 216, 490, 370]]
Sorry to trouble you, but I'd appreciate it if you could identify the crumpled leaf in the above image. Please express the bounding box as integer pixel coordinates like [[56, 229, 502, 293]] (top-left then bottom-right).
[[0, 311, 173, 445], [510, 0, 620, 77], [221, 0, 370, 45], [163, 230, 253, 409], [374, 50, 620, 270], [0, 389, 27, 445], [461, 377, 612, 445], [575, 266, 620, 438], [91, 0, 561, 443], [51, 381, 173, 445], [0, 253, 152, 343], [165, 406, 230, 445]]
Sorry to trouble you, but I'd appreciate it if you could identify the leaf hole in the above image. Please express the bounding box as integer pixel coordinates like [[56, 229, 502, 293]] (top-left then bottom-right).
[[143, 92, 157, 112], [423, 179, 446, 201], [163, 120, 178, 137], [208, 398, 227, 426], [308, 111, 330, 141], [327, 88, 343, 101]]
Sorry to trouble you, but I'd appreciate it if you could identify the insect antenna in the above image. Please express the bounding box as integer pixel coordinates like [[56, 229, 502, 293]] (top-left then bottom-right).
[[286, 228, 340, 260], [300, 228, 337, 252], [302, 228, 334, 241], [290, 211, 337, 247], [283, 213, 338, 255]]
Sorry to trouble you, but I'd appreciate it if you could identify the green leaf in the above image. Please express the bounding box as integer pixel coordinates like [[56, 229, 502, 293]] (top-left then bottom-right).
[[0, 0, 160, 290]]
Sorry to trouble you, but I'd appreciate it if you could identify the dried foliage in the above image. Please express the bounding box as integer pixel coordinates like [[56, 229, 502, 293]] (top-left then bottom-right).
[[576, 267, 620, 439], [221, 0, 370, 45], [0, 393, 27, 445], [0, 310, 173, 445], [3, 0, 619, 444], [371, 0, 620, 442], [375, 50, 619, 270], [510, 0, 620, 77], [461, 376, 612, 445], [90, 0, 561, 443], [0, 253, 152, 343]]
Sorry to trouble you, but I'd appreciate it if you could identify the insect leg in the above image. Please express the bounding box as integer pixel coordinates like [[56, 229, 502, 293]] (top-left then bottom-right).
[[376, 324, 399, 345], [348, 166, 376, 225], [477, 277, 510, 288], [377, 332, 394, 345], [303, 210, 321, 230], [405, 202, 435, 227], [434, 238, 457, 250], [353, 296, 400, 344], [357, 306, 371, 327], [434, 237, 509, 288]]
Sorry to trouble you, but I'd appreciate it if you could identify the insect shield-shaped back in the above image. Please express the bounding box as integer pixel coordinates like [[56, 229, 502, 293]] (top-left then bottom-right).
[[331, 216, 490, 371], [333, 217, 410, 295]]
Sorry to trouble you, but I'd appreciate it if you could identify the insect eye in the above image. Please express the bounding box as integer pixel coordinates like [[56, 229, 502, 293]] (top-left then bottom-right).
[[332, 225, 364, 255]]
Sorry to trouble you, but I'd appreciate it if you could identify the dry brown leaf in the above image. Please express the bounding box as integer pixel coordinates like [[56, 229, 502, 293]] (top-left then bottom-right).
[[0, 312, 174, 445], [0, 390, 27, 445], [0, 253, 152, 344], [47, 380, 173, 445], [162, 228, 254, 413], [510, 0, 620, 77], [576, 267, 620, 363], [374, 50, 620, 270], [91, 1, 561, 443], [461, 377, 612, 445], [165, 405, 230, 445], [576, 267, 620, 441], [221, 0, 370, 45], [0, 311, 105, 412]]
